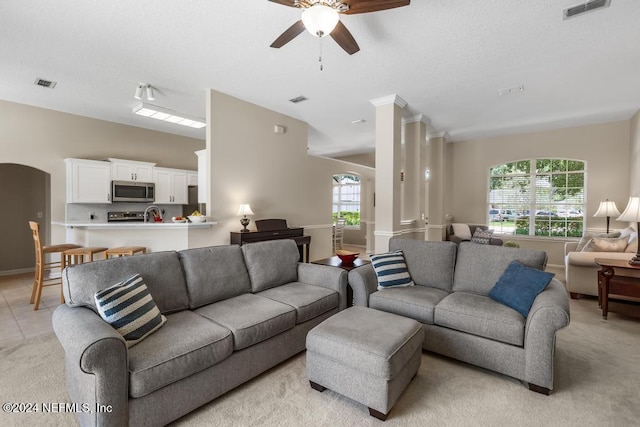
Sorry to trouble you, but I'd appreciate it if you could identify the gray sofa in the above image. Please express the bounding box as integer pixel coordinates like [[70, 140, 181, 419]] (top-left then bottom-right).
[[447, 224, 504, 246], [52, 239, 347, 427], [348, 239, 570, 395]]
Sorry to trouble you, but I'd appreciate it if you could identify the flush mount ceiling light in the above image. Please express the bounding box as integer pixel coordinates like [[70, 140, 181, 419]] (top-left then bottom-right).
[[132, 103, 206, 129], [134, 83, 155, 101]]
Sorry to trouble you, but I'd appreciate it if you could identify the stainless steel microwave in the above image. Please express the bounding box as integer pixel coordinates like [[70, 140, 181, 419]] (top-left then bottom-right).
[[111, 181, 155, 203]]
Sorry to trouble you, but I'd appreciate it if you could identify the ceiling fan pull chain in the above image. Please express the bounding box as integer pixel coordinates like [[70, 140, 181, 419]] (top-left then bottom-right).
[[319, 38, 324, 71]]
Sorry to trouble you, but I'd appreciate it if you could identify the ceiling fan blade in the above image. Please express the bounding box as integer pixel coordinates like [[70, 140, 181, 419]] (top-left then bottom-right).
[[342, 0, 410, 15], [330, 21, 360, 55], [270, 20, 306, 48], [267, 0, 297, 7]]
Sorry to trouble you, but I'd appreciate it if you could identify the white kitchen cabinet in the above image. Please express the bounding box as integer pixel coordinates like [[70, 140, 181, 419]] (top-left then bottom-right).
[[154, 168, 189, 204], [65, 158, 112, 204], [109, 158, 155, 182], [187, 171, 198, 187]]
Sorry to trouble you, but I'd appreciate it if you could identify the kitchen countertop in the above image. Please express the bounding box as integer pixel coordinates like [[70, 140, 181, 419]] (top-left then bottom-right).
[[52, 221, 216, 229]]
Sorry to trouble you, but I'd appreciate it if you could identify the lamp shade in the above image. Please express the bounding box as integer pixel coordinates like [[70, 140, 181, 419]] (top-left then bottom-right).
[[237, 204, 254, 216], [593, 199, 620, 218], [301, 5, 339, 37], [617, 197, 640, 222]]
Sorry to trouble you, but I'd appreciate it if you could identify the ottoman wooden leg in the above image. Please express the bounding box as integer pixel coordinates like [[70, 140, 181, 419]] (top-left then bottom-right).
[[310, 381, 326, 392], [369, 408, 389, 421]]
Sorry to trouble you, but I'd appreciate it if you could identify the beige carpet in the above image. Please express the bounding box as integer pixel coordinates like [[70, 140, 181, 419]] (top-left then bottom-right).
[[1, 299, 639, 427]]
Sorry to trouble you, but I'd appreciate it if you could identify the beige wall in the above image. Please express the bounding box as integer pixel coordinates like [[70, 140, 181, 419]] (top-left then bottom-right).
[[630, 110, 640, 196], [202, 90, 374, 261], [0, 100, 205, 246], [335, 151, 375, 168], [446, 120, 631, 265]]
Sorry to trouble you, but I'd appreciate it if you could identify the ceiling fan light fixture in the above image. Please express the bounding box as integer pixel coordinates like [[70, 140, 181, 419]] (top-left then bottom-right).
[[301, 5, 339, 37]]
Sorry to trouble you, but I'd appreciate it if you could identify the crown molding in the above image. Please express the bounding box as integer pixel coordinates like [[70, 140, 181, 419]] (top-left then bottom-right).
[[370, 94, 407, 109], [402, 114, 431, 126], [426, 131, 449, 141]]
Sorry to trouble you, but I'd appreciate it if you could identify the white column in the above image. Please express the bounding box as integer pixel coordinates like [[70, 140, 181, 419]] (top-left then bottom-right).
[[371, 95, 406, 253], [402, 115, 430, 226], [426, 133, 447, 241]]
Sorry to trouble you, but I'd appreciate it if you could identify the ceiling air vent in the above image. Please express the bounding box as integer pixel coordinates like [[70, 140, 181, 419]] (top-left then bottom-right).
[[289, 95, 308, 104], [563, 0, 610, 20], [34, 77, 57, 89]]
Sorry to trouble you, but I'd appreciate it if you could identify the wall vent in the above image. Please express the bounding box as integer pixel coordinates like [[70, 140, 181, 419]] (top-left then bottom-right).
[[34, 78, 57, 89], [563, 0, 610, 20], [289, 95, 308, 104]]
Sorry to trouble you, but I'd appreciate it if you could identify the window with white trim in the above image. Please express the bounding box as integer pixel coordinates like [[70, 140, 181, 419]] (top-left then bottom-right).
[[489, 159, 585, 237], [332, 174, 360, 227]]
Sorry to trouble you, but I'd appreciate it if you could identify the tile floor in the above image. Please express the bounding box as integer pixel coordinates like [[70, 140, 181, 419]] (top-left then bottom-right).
[[0, 272, 62, 348]]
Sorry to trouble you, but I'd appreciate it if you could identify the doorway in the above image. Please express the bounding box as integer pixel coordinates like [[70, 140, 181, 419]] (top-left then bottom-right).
[[0, 163, 50, 275]]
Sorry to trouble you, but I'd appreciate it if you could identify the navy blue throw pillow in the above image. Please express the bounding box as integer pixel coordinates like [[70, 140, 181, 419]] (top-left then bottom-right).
[[489, 261, 554, 317]]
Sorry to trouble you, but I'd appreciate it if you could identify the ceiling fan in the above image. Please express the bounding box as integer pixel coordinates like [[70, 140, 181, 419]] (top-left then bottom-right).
[[269, 0, 411, 55]]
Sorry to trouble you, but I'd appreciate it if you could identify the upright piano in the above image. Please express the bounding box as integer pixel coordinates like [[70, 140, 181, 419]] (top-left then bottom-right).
[[229, 219, 311, 262]]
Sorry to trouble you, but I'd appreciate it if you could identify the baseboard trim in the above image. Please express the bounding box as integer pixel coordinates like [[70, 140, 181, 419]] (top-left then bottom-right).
[[0, 267, 34, 277]]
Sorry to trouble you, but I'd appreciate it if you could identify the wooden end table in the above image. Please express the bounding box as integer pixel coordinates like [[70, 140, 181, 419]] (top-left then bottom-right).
[[311, 256, 371, 307], [595, 258, 640, 320]]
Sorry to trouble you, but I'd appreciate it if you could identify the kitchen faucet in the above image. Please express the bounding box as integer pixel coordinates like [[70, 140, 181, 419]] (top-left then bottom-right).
[[143, 205, 163, 223]]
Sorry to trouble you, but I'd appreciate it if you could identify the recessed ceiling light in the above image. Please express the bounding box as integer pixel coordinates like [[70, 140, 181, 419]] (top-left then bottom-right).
[[289, 95, 308, 104], [34, 77, 57, 89], [497, 85, 525, 96]]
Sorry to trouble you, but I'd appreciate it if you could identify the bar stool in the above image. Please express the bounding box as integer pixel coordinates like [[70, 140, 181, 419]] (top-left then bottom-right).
[[29, 221, 83, 311], [105, 246, 147, 258], [61, 246, 108, 270]]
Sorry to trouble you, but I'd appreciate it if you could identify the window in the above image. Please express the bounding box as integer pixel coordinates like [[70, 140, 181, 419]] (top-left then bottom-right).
[[333, 174, 361, 226], [489, 159, 585, 237]]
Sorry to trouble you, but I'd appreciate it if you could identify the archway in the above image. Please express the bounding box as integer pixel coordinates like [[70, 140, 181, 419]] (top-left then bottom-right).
[[0, 163, 50, 275]]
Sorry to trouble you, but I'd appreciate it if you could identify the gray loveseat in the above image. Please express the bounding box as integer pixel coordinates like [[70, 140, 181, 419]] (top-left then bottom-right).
[[53, 239, 347, 426], [348, 238, 570, 395]]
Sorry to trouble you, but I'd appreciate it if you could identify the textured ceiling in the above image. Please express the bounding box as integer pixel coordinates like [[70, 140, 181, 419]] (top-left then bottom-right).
[[1, 0, 639, 157]]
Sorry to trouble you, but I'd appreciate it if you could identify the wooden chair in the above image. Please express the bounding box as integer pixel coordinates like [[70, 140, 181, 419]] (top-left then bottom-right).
[[105, 246, 146, 258], [333, 218, 346, 253], [29, 221, 81, 311]]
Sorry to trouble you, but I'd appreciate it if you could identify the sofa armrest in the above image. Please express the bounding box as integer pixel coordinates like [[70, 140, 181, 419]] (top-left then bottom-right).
[[347, 264, 378, 307], [523, 279, 570, 390], [564, 241, 579, 256], [52, 305, 129, 427], [490, 237, 504, 246], [298, 263, 348, 310]]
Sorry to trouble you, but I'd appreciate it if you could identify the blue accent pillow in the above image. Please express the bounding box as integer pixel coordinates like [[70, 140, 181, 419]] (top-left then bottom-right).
[[489, 261, 554, 317], [370, 250, 414, 291]]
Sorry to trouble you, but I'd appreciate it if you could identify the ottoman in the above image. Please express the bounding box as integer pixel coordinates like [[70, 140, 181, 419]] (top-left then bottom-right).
[[306, 306, 423, 420]]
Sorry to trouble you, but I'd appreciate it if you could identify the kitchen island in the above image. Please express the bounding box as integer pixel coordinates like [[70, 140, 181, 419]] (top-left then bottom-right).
[[52, 220, 217, 253]]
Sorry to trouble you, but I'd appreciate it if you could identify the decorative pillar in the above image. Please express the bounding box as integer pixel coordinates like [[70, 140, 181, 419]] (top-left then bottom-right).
[[371, 94, 406, 253], [403, 115, 430, 229], [426, 132, 447, 241]]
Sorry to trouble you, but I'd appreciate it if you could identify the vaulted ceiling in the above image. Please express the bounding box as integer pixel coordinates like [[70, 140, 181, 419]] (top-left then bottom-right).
[[1, 1, 639, 157]]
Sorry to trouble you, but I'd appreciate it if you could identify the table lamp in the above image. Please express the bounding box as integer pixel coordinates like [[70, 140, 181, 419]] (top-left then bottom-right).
[[237, 203, 254, 232], [593, 199, 620, 234], [616, 196, 640, 265]]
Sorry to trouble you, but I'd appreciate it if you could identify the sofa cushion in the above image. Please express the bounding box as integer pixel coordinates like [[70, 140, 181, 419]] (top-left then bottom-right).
[[63, 251, 190, 314], [195, 293, 296, 350], [369, 285, 450, 324], [257, 282, 338, 324], [179, 245, 251, 308], [567, 250, 633, 266], [452, 242, 547, 296], [489, 261, 554, 317], [370, 250, 414, 290], [470, 228, 493, 244], [128, 310, 233, 398], [434, 292, 526, 346], [94, 273, 166, 348], [389, 238, 457, 292], [241, 240, 299, 292], [576, 231, 620, 251], [626, 232, 638, 253], [451, 223, 472, 240], [582, 236, 629, 253]]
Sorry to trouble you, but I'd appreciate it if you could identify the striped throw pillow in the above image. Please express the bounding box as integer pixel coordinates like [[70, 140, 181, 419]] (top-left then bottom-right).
[[94, 274, 166, 348], [370, 250, 414, 290]]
